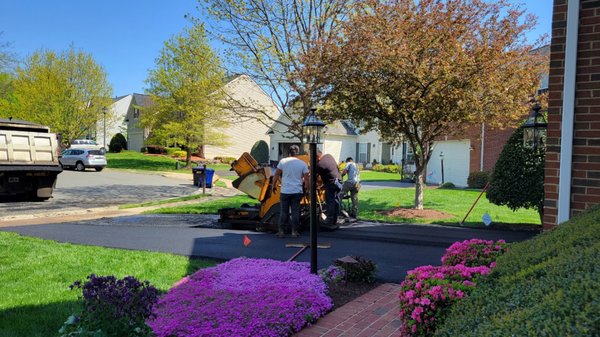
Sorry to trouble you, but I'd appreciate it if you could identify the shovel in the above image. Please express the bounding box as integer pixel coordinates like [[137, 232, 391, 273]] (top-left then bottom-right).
[[317, 192, 327, 222]]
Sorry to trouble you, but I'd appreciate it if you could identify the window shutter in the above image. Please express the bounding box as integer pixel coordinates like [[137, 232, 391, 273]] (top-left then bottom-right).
[[355, 143, 359, 163], [367, 143, 371, 163]]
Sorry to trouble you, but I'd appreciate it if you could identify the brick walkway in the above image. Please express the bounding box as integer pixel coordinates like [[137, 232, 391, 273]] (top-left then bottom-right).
[[295, 283, 402, 337]]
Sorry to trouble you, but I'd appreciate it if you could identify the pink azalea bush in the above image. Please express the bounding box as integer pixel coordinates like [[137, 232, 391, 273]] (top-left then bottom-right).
[[147, 257, 332, 337], [398, 239, 509, 337], [442, 238, 509, 267]]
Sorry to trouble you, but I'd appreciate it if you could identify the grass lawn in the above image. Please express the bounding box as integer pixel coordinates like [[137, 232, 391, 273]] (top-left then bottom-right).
[[147, 188, 539, 227], [106, 151, 231, 172], [359, 170, 401, 182], [359, 188, 540, 226], [0, 232, 215, 337], [145, 195, 255, 214], [119, 193, 210, 209]]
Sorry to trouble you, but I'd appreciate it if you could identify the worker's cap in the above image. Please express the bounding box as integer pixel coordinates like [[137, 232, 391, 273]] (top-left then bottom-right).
[[289, 145, 300, 155]]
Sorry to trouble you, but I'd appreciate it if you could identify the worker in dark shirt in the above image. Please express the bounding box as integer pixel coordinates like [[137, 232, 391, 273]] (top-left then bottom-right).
[[315, 149, 342, 226]]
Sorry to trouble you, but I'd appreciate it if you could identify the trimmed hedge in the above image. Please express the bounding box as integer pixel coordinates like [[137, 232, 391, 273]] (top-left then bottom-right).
[[434, 205, 600, 337], [486, 125, 544, 215], [467, 171, 489, 189], [250, 140, 269, 164], [108, 133, 127, 153]]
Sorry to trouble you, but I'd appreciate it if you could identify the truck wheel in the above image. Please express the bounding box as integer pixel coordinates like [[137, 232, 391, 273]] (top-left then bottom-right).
[[75, 162, 85, 171]]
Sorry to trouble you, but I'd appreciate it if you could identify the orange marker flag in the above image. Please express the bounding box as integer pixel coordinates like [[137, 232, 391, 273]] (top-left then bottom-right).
[[243, 235, 252, 247]]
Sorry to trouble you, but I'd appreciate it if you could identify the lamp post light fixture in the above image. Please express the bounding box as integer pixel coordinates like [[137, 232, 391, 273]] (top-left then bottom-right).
[[302, 108, 326, 274], [523, 103, 547, 150], [102, 107, 107, 153]]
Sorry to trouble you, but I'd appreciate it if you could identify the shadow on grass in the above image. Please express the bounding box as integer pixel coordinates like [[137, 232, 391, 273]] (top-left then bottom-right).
[[0, 300, 79, 337]]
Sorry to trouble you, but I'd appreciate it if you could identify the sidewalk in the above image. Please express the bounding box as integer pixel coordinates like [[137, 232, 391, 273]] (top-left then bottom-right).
[[295, 283, 402, 337]]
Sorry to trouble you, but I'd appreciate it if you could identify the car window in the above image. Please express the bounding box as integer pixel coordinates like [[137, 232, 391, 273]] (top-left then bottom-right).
[[74, 150, 84, 155], [62, 150, 71, 155], [88, 150, 103, 155]]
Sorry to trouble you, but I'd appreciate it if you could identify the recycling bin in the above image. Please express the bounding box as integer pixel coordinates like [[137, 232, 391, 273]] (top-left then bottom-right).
[[192, 167, 215, 188]]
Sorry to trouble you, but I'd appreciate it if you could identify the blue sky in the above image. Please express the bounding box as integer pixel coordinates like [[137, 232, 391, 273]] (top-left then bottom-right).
[[0, 0, 553, 96]]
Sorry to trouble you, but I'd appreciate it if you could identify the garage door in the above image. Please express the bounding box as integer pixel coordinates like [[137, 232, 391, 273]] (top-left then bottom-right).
[[427, 140, 470, 187]]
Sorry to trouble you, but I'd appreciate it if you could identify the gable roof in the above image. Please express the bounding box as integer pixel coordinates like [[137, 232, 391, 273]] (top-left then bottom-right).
[[131, 93, 153, 108]]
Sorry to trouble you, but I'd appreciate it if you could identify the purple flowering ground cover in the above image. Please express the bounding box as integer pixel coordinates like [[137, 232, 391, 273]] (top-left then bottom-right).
[[147, 257, 333, 337]]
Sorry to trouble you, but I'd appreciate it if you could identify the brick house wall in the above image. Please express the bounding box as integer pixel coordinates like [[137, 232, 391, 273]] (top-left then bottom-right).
[[437, 124, 516, 175], [544, 0, 600, 228]]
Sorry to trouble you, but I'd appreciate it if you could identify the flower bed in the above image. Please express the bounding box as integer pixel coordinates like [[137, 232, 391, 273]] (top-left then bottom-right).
[[442, 238, 508, 267], [148, 258, 333, 337], [398, 239, 508, 337]]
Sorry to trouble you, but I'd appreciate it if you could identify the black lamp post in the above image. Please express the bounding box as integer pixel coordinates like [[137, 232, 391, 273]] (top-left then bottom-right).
[[523, 103, 547, 150], [302, 108, 326, 274], [102, 107, 107, 153]]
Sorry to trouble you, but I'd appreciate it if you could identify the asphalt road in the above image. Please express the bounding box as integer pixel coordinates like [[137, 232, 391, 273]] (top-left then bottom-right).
[[1, 214, 537, 283], [0, 169, 198, 217]]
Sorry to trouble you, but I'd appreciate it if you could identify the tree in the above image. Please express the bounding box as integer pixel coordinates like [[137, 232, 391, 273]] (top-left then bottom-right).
[[197, 0, 354, 149], [323, 0, 547, 209], [486, 124, 544, 221], [9, 47, 112, 145], [143, 25, 228, 167], [0, 33, 17, 117]]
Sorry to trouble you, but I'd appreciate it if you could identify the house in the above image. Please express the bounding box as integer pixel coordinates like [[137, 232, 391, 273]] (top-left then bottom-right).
[[543, 0, 600, 229], [115, 75, 279, 158], [269, 114, 416, 175]]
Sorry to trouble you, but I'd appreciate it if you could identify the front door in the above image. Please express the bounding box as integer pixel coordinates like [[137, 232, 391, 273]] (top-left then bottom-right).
[[381, 143, 391, 164], [278, 143, 302, 160]]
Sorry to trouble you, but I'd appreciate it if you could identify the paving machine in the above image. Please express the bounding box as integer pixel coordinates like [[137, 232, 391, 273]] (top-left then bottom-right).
[[218, 152, 339, 231]]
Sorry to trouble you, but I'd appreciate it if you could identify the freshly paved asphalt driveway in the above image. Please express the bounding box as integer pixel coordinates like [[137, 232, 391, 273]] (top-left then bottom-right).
[[1, 215, 538, 283]]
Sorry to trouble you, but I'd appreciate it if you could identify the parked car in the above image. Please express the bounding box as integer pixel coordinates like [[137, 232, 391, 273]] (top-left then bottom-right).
[[69, 139, 103, 151], [59, 149, 107, 171]]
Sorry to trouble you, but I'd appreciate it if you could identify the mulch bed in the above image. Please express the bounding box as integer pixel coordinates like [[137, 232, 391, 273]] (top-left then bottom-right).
[[379, 207, 454, 220], [327, 281, 382, 310]]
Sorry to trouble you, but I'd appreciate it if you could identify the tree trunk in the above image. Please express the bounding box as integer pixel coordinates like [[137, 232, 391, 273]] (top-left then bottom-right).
[[185, 148, 192, 168], [414, 172, 424, 210]]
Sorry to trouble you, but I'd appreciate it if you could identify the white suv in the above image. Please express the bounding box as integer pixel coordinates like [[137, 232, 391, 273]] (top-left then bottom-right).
[[69, 139, 103, 151]]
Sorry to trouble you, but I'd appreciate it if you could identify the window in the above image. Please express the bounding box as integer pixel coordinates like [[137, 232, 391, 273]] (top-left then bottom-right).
[[358, 143, 368, 163], [133, 108, 140, 119], [404, 143, 415, 164]]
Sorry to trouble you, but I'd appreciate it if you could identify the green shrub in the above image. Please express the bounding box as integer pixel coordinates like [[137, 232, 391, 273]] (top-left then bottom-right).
[[435, 205, 600, 337], [372, 164, 384, 172], [467, 171, 489, 189], [250, 140, 269, 164], [383, 164, 400, 174], [439, 182, 456, 189], [165, 147, 182, 156], [172, 150, 187, 158], [486, 125, 544, 217], [146, 145, 166, 154], [108, 133, 127, 153], [333, 256, 377, 283]]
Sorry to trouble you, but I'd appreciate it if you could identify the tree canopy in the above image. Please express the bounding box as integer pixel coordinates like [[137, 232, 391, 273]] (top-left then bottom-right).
[[322, 0, 547, 209], [143, 25, 228, 166], [198, 0, 354, 147], [8, 47, 112, 145]]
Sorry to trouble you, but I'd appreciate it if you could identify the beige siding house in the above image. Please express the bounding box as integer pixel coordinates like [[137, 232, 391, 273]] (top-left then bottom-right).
[[204, 75, 278, 159], [116, 75, 278, 158]]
